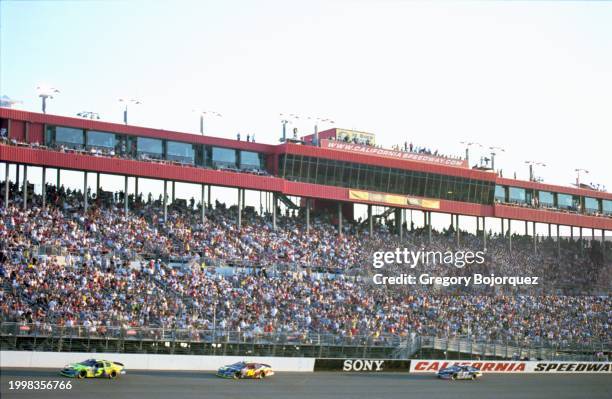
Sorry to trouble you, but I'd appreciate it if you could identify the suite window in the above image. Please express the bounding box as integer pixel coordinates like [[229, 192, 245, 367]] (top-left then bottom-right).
[[240, 151, 263, 170], [46, 126, 85, 149], [494, 185, 506, 202], [137, 137, 163, 159], [584, 197, 599, 214], [557, 193, 574, 210], [603, 200, 612, 216], [87, 131, 115, 149], [212, 147, 237, 168], [509, 187, 526, 204], [412, 173, 426, 197], [307, 159, 318, 183], [167, 141, 195, 164], [195, 145, 206, 166], [538, 191, 554, 207]]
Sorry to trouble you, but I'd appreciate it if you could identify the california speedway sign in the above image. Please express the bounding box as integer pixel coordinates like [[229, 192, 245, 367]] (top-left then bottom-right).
[[410, 360, 611, 373], [321, 140, 469, 168], [533, 362, 611, 373], [411, 360, 526, 373]]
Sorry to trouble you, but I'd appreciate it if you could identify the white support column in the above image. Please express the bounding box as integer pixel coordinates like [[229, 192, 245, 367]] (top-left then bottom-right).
[[456, 214, 460, 246], [369, 204, 374, 236], [427, 211, 432, 244], [96, 172, 100, 198], [208, 185, 211, 210], [4, 163, 9, 207], [237, 188, 242, 228], [548, 223, 551, 239], [163, 180, 168, 222], [171, 181, 176, 202], [83, 172, 88, 211], [272, 193, 277, 230], [508, 219, 512, 252], [135, 177, 139, 204], [338, 202, 343, 235], [525, 220, 528, 236], [533, 221, 537, 253], [557, 224, 561, 257], [42, 167, 46, 209], [602, 230, 606, 263], [306, 198, 310, 233], [201, 184, 206, 223], [398, 208, 403, 240], [15, 165, 20, 195], [124, 175, 128, 214], [22, 165, 28, 210], [483, 217, 487, 251]]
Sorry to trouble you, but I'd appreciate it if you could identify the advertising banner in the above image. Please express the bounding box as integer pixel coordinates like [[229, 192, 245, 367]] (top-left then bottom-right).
[[322, 139, 468, 167], [314, 359, 411, 372], [410, 360, 611, 373], [349, 190, 440, 209]]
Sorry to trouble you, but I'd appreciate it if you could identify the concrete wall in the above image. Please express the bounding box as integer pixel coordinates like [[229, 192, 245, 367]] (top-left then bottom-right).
[[0, 351, 315, 372], [3, 353, 609, 374]]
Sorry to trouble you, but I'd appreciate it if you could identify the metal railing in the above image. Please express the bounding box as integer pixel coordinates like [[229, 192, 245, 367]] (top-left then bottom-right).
[[0, 322, 400, 358], [415, 335, 610, 361], [1, 322, 608, 361], [0, 322, 398, 346]]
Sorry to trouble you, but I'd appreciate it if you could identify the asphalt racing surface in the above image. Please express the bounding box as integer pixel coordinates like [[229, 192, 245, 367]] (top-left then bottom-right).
[[1, 369, 610, 399]]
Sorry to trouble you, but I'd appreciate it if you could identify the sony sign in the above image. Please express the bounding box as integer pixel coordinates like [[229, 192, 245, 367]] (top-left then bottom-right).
[[343, 359, 385, 372]]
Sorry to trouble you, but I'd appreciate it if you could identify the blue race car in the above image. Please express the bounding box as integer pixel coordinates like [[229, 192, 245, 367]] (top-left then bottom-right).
[[437, 365, 482, 380], [216, 361, 274, 379]]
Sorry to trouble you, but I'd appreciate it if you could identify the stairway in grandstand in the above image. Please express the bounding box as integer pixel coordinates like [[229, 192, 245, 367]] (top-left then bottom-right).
[[390, 336, 422, 359], [360, 207, 395, 227], [277, 194, 299, 210]]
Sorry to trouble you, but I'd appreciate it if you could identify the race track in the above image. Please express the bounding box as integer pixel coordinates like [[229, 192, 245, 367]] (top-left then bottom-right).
[[1, 369, 610, 399]]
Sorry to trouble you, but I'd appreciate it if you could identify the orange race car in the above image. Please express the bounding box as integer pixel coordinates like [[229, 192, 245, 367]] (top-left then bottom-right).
[[216, 361, 274, 379]]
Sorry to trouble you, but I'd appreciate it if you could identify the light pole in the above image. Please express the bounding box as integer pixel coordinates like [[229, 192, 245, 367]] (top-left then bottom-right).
[[575, 168, 589, 187], [525, 161, 546, 182], [194, 110, 222, 135], [283, 114, 334, 144], [77, 111, 100, 120], [280, 118, 290, 142], [489, 146, 505, 171], [118, 98, 142, 125], [459, 141, 482, 167], [279, 113, 298, 142], [36, 85, 60, 114], [309, 116, 335, 145], [279, 113, 302, 142]]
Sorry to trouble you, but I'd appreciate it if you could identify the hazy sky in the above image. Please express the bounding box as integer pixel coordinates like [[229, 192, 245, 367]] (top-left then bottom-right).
[[1, 0, 611, 213]]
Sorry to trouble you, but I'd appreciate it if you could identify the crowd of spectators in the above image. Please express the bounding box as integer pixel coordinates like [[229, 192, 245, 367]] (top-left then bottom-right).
[[390, 141, 463, 161], [329, 132, 462, 161], [0, 184, 610, 346]]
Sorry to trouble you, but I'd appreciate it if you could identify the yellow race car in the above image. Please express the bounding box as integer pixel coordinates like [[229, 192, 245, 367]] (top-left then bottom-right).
[[216, 362, 274, 379], [60, 359, 126, 379]]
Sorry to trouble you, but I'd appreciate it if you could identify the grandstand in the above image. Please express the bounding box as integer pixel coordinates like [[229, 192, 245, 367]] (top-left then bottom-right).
[[0, 108, 610, 361]]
